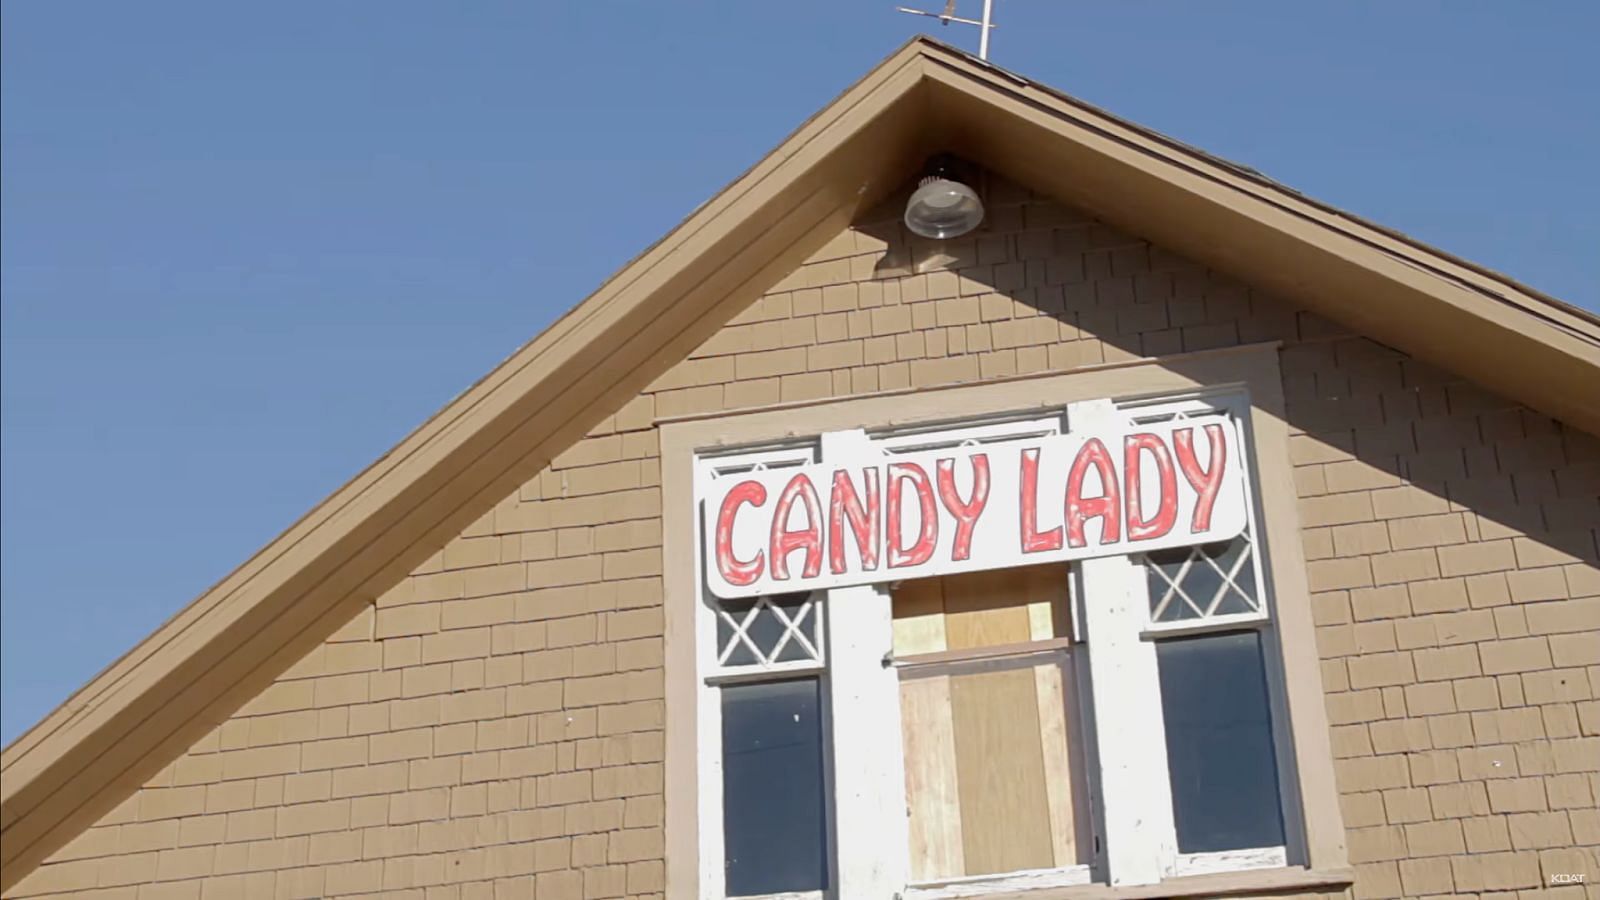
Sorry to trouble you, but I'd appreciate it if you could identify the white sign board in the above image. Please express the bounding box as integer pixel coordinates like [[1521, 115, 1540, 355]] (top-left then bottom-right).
[[700, 415, 1249, 599]]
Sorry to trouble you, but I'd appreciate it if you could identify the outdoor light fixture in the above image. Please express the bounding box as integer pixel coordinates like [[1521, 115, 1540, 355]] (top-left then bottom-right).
[[903, 155, 985, 239]]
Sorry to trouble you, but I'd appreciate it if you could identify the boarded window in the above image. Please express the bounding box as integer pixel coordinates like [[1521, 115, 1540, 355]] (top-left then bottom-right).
[[891, 565, 1090, 882]]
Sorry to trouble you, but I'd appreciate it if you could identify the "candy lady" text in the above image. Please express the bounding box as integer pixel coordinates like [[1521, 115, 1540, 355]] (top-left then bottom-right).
[[700, 416, 1249, 599]]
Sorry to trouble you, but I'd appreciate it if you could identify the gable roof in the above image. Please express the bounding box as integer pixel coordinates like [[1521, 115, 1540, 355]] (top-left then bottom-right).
[[3, 36, 1597, 889]]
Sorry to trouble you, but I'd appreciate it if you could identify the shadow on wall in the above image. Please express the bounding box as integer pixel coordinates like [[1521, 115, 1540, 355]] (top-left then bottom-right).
[[851, 167, 1600, 573]]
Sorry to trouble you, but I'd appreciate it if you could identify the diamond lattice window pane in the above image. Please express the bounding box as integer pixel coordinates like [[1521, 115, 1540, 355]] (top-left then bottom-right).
[[1146, 548, 1203, 622], [1124, 403, 1269, 628], [1146, 537, 1262, 624], [1209, 539, 1258, 615], [716, 593, 823, 668], [717, 601, 762, 667], [746, 605, 787, 653], [771, 595, 817, 662]]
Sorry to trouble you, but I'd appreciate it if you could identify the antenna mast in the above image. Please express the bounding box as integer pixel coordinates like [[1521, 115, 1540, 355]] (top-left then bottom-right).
[[896, 0, 997, 60]]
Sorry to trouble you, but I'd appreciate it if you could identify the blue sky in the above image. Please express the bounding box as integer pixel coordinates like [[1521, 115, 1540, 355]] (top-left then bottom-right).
[[2, 2, 1596, 744]]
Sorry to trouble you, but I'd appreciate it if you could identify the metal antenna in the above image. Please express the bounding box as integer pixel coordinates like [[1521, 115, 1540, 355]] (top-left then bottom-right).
[[896, 0, 996, 60]]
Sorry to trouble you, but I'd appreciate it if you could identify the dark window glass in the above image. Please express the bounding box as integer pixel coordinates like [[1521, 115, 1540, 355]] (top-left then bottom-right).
[[745, 604, 787, 655], [772, 593, 817, 662], [1207, 540, 1258, 615], [1146, 548, 1201, 621], [722, 678, 829, 895], [1155, 630, 1286, 853], [717, 600, 760, 666]]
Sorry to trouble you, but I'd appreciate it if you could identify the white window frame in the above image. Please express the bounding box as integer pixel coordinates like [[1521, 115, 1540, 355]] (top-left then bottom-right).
[[694, 444, 835, 900], [694, 395, 1304, 896], [1125, 392, 1306, 875], [1120, 392, 1272, 638], [871, 410, 1065, 454], [1068, 394, 1305, 885], [874, 412, 1102, 897], [665, 347, 1349, 900]]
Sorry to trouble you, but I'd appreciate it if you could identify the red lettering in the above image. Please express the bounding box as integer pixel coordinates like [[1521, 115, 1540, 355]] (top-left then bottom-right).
[[768, 474, 823, 581], [886, 462, 938, 569], [1065, 438, 1121, 548], [828, 468, 881, 574], [1019, 447, 1063, 553], [715, 481, 766, 586], [1124, 432, 1178, 541], [1174, 424, 1228, 533], [936, 454, 990, 561]]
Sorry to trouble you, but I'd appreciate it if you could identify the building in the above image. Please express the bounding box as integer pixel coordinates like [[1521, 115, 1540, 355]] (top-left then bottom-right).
[[3, 37, 1597, 900]]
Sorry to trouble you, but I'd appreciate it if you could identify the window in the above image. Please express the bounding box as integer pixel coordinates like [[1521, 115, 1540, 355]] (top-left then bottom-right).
[[673, 371, 1344, 899], [720, 677, 829, 895], [694, 447, 834, 899], [1117, 394, 1296, 877], [892, 567, 1091, 886], [1155, 630, 1285, 855], [880, 413, 1095, 893]]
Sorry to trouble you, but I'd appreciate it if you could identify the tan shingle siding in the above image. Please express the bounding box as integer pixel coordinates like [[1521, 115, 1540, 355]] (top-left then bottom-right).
[[14, 178, 1598, 899]]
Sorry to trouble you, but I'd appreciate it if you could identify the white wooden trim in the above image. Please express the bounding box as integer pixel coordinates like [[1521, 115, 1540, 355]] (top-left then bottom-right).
[[1118, 393, 1310, 866], [904, 863, 1095, 899], [700, 444, 818, 469], [694, 444, 821, 900], [892, 638, 1074, 672], [873, 412, 1064, 452], [1138, 612, 1267, 640], [1118, 393, 1307, 872], [1069, 399, 1178, 887], [1170, 846, 1288, 877], [702, 659, 826, 685], [820, 428, 912, 898], [688, 386, 1325, 898], [695, 586, 725, 900], [1119, 394, 1273, 634]]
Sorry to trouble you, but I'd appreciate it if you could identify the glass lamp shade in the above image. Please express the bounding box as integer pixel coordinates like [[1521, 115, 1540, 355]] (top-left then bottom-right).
[[903, 176, 985, 239]]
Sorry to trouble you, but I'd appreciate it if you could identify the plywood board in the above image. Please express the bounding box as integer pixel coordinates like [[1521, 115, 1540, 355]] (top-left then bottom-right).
[[942, 569, 1033, 650], [900, 674, 965, 881], [1028, 600, 1056, 642], [1027, 564, 1072, 639], [892, 577, 949, 656], [894, 566, 1079, 878], [1034, 661, 1080, 866], [949, 667, 1054, 875]]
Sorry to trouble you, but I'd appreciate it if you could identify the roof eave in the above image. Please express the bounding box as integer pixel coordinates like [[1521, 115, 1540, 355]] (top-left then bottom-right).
[[917, 49, 1600, 432]]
